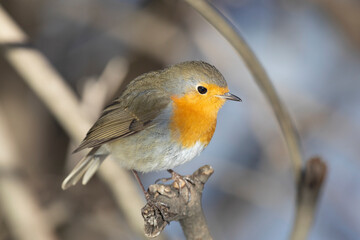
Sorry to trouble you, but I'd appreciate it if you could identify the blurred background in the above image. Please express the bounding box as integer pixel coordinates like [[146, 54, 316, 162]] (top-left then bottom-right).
[[0, 0, 359, 239]]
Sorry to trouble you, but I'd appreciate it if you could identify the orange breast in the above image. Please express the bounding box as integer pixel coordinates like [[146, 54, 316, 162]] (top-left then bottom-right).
[[170, 85, 228, 148]]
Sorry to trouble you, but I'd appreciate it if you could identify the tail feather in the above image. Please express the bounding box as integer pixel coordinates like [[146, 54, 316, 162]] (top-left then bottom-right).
[[62, 148, 108, 190], [82, 154, 107, 185]]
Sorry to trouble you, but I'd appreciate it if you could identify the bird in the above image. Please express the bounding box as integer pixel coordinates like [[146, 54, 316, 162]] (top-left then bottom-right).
[[61, 61, 241, 197]]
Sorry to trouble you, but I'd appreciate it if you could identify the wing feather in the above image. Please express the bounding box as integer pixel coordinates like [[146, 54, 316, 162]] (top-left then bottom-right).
[[74, 88, 170, 152]]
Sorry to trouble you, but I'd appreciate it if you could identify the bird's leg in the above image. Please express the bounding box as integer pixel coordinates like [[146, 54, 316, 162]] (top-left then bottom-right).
[[155, 169, 194, 202], [132, 170, 170, 224], [132, 170, 150, 201]]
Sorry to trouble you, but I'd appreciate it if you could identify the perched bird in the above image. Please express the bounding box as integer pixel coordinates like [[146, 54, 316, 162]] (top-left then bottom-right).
[[62, 61, 241, 195]]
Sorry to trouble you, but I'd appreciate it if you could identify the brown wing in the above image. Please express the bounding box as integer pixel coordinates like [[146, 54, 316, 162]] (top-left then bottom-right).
[[73, 88, 170, 153]]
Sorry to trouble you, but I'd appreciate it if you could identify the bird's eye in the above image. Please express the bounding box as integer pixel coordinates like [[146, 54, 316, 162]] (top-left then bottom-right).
[[197, 86, 207, 94]]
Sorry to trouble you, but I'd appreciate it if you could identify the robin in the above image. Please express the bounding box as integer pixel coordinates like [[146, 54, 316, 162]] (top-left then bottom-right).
[[61, 61, 241, 197]]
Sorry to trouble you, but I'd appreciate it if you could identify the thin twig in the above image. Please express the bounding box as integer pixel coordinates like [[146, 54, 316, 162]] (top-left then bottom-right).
[[0, 5, 146, 238], [291, 157, 327, 240], [183, 1, 327, 239]]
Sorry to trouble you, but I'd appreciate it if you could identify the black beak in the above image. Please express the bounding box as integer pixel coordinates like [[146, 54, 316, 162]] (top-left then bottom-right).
[[218, 92, 242, 102]]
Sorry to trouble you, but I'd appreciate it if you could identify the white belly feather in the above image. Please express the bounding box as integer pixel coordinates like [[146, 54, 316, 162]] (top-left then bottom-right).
[[159, 140, 205, 170]]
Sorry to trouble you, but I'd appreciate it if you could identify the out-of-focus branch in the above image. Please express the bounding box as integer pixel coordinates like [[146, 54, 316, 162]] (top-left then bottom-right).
[[314, 0, 360, 48], [80, 57, 129, 121], [0, 107, 58, 240], [142, 165, 213, 239], [183, 1, 328, 239], [0, 5, 146, 238], [291, 157, 327, 240]]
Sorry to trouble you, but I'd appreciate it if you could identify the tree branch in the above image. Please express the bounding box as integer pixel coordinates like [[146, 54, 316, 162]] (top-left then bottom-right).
[[142, 165, 213, 239]]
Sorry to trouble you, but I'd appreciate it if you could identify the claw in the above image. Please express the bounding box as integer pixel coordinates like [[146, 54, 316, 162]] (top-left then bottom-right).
[[155, 177, 171, 184], [155, 169, 194, 203]]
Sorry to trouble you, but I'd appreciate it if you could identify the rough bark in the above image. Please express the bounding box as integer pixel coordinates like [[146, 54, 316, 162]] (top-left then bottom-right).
[[142, 165, 213, 240]]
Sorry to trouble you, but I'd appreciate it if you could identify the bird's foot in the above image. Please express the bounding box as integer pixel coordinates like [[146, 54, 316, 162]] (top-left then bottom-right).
[[155, 169, 194, 202], [142, 199, 169, 238]]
